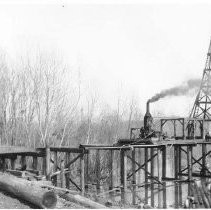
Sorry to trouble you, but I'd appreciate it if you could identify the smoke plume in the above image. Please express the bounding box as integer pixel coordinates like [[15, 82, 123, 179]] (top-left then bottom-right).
[[149, 78, 201, 103]]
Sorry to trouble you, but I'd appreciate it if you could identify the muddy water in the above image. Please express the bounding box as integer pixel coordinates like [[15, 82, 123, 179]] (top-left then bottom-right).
[[86, 147, 209, 208]]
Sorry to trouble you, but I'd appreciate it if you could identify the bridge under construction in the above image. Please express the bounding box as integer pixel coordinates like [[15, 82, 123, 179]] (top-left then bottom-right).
[[1, 39, 211, 208]]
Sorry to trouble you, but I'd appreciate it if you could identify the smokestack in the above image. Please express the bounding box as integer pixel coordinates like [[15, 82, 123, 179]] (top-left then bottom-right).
[[146, 100, 150, 114], [144, 100, 152, 131]]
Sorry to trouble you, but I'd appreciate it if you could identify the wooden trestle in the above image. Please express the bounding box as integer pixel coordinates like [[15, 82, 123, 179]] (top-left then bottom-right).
[[0, 139, 211, 207]]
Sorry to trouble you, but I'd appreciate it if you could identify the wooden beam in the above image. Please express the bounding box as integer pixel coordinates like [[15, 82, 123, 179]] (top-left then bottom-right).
[[127, 151, 158, 179], [65, 153, 83, 168]]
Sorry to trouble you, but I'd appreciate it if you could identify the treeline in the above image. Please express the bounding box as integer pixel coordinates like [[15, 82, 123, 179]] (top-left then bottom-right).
[[0, 51, 144, 148]]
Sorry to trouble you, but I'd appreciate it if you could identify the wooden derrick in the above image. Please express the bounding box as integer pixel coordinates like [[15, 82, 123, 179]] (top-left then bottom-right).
[[0, 172, 57, 208]]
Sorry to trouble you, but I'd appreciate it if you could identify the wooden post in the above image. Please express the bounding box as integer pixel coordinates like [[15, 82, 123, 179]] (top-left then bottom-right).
[[193, 120, 196, 140], [120, 149, 127, 204], [150, 148, 155, 207], [202, 143, 207, 176], [138, 148, 142, 185], [2, 158, 6, 171], [202, 119, 205, 139], [60, 160, 65, 188], [45, 146, 51, 181], [11, 156, 16, 170], [162, 146, 166, 179], [163, 182, 167, 208], [85, 152, 89, 191], [175, 183, 179, 208], [178, 146, 181, 176], [160, 119, 163, 133], [80, 153, 85, 196], [157, 148, 162, 182], [21, 155, 26, 170], [109, 150, 114, 191], [173, 120, 176, 137], [65, 152, 70, 189], [144, 148, 148, 204], [183, 118, 186, 140], [132, 148, 136, 205], [178, 182, 182, 206], [52, 151, 57, 186], [157, 148, 162, 209], [187, 146, 193, 181], [174, 146, 178, 179], [42, 155, 46, 176], [32, 156, 38, 171], [95, 150, 100, 193]]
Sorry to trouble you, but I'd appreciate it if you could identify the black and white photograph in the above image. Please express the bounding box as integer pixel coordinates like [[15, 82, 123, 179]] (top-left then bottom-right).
[[0, 0, 210, 208]]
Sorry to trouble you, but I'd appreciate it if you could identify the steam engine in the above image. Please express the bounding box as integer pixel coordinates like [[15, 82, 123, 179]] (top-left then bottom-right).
[[116, 100, 158, 146]]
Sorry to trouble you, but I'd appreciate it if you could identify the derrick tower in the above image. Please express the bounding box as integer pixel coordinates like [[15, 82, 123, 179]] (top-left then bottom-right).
[[188, 39, 211, 137]]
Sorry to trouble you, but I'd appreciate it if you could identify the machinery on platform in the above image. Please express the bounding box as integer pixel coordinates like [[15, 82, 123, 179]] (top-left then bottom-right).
[[116, 100, 161, 146]]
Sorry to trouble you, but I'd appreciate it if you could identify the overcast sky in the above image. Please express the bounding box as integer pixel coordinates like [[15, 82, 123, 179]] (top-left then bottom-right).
[[0, 0, 211, 117]]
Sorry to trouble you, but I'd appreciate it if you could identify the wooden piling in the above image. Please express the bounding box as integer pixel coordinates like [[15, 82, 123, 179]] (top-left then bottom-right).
[[45, 146, 51, 180], [120, 149, 127, 204], [183, 118, 186, 140], [138, 148, 142, 185], [95, 150, 100, 193], [174, 146, 178, 179], [173, 120, 176, 137], [21, 155, 26, 170], [150, 148, 154, 207], [174, 183, 179, 208], [11, 156, 16, 170], [157, 148, 162, 209], [162, 146, 166, 179], [65, 152, 70, 189], [187, 146, 193, 181], [32, 156, 38, 171], [109, 150, 114, 191], [2, 158, 6, 171], [80, 153, 85, 196], [52, 151, 57, 186], [42, 155, 46, 176], [85, 153, 89, 191], [202, 144, 207, 176], [132, 148, 136, 205], [178, 146, 181, 176], [60, 160, 65, 188], [144, 148, 148, 204], [163, 182, 167, 208], [157, 148, 162, 182]]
